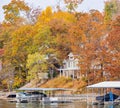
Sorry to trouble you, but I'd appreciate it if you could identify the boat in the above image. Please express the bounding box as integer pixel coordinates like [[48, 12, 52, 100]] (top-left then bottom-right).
[[16, 91, 47, 103], [6, 93, 17, 102], [16, 87, 73, 103], [96, 93, 119, 102]]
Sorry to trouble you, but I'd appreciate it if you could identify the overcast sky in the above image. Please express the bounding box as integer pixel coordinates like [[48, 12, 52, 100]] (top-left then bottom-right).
[[0, 0, 106, 22]]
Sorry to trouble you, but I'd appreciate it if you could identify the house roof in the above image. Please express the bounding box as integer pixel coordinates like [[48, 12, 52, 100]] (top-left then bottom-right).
[[87, 81, 120, 88]]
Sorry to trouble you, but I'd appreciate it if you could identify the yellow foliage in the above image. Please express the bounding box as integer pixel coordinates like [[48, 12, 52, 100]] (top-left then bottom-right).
[[53, 11, 76, 23], [38, 6, 53, 24], [13, 76, 23, 88]]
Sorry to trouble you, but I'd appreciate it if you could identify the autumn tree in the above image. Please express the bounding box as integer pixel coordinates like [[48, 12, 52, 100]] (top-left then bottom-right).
[[0, 23, 21, 89], [0, 24, 4, 49], [37, 6, 53, 24], [106, 16, 120, 79], [3, 0, 30, 24], [104, 0, 120, 25], [32, 9, 77, 79], [1, 3, 120, 89], [1, 0, 30, 51], [3, 25, 34, 87], [36, 8, 76, 63], [64, 0, 83, 12], [2, 7, 53, 87], [49, 11, 76, 61], [34, 9, 75, 78], [0, 63, 15, 90], [67, 10, 106, 84]]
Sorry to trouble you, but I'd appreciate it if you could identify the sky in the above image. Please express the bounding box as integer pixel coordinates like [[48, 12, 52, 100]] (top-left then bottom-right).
[[0, 0, 106, 23]]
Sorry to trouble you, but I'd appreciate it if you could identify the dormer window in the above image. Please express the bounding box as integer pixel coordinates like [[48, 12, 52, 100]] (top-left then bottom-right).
[[68, 53, 74, 60]]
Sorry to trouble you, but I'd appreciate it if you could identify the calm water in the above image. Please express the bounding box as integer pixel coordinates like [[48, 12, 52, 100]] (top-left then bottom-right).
[[0, 100, 120, 108]]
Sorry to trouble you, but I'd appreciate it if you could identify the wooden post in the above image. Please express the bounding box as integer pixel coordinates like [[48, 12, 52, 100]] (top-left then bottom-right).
[[67, 71, 69, 78], [63, 70, 64, 77], [73, 71, 74, 79], [92, 88, 94, 104], [87, 88, 88, 105]]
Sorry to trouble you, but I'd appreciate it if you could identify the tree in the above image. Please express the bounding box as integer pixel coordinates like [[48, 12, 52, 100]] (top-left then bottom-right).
[[49, 11, 76, 60], [3, 0, 30, 24], [3, 25, 34, 86], [26, 7, 41, 24], [104, 0, 120, 24], [26, 52, 47, 81], [64, 0, 83, 12], [5, 25, 33, 65], [106, 16, 120, 79], [67, 11, 106, 84], [1, 4, 119, 88], [0, 63, 14, 90], [37, 6, 53, 24], [108, 16, 120, 52]]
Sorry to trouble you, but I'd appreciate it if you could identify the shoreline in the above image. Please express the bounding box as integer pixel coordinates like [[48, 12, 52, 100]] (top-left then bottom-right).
[[0, 91, 16, 100], [0, 91, 97, 103]]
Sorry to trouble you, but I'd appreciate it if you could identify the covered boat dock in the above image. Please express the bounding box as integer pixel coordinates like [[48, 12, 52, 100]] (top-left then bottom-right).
[[17, 87, 73, 103], [86, 81, 120, 105]]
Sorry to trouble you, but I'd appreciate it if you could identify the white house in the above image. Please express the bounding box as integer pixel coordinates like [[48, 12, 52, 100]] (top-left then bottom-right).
[[59, 53, 80, 79]]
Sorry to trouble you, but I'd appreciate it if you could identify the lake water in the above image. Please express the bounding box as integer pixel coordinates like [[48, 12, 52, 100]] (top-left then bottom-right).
[[0, 100, 120, 108]]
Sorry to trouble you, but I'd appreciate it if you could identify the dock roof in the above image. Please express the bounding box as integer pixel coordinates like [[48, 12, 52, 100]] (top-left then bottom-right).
[[87, 81, 120, 88], [18, 88, 73, 91]]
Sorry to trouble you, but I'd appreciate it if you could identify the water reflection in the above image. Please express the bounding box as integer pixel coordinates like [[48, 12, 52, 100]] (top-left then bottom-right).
[[105, 104, 120, 108], [0, 100, 120, 108], [89, 104, 120, 108], [16, 103, 42, 108], [16, 102, 87, 108], [86, 102, 120, 108], [0, 100, 16, 108], [16, 102, 120, 108], [109, 105, 114, 108]]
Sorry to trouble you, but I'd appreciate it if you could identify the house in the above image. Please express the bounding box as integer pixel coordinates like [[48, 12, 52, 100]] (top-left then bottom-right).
[[59, 53, 80, 79]]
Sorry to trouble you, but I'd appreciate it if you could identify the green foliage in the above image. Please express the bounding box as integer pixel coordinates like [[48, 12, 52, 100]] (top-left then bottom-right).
[[64, 0, 83, 12], [33, 25, 52, 52], [81, 77, 88, 82], [66, 2, 78, 12], [0, 41, 3, 48], [104, 0, 118, 24], [26, 52, 48, 81]]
